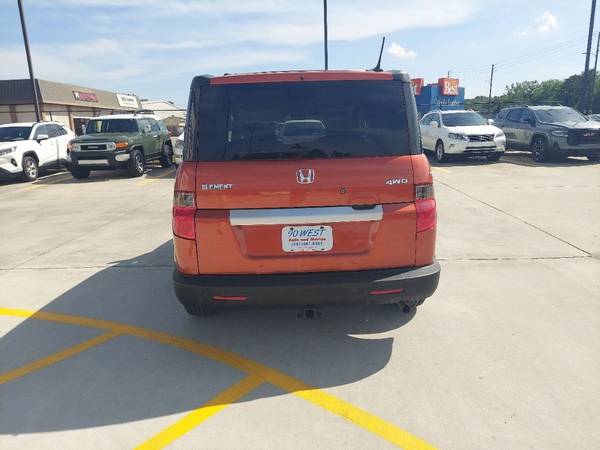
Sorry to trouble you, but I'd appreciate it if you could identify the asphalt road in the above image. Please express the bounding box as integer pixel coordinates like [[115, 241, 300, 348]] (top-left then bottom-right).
[[1, 153, 599, 450]]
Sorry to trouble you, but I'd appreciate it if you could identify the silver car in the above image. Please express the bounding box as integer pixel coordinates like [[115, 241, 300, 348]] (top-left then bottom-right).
[[494, 106, 600, 162]]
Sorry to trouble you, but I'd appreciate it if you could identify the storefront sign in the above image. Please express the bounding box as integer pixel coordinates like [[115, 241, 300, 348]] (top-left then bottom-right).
[[439, 78, 460, 96], [411, 78, 424, 96], [437, 99, 462, 106], [73, 91, 98, 102], [116, 93, 139, 109]]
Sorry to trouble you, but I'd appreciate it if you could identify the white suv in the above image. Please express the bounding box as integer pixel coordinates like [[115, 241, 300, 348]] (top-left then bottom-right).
[[420, 110, 506, 162], [173, 131, 184, 166], [0, 122, 75, 181]]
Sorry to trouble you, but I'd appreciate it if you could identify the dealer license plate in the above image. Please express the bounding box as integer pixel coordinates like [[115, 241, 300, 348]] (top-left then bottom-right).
[[282, 225, 333, 252]]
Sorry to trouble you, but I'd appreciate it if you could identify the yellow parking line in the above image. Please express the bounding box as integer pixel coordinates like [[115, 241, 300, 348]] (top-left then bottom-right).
[[21, 173, 72, 191], [0, 306, 436, 450], [136, 374, 264, 450], [0, 330, 120, 385], [137, 168, 176, 187], [431, 166, 451, 174]]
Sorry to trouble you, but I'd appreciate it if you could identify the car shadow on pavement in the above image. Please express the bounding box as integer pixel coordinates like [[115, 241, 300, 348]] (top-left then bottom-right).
[[0, 241, 414, 435]]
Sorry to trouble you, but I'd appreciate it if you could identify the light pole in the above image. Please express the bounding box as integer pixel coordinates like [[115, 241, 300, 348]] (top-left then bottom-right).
[[17, 0, 41, 122], [589, 32, 600, 113], [583, 0, 597, 114], [323, 0, 328, 70]]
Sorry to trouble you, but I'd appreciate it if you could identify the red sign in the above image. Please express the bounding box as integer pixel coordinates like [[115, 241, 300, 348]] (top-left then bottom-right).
[[73, 91, 98, 103], [439, 78, 459, 96], [411, 78, 424, 96]]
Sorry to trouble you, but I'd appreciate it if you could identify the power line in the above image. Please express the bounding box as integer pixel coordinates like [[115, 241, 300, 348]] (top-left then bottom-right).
[[448, 34, 588, 76]]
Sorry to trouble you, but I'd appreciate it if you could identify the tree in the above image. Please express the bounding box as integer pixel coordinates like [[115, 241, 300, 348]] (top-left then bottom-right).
[[558, 74, 585, 110], [503, 80, 541, 104]]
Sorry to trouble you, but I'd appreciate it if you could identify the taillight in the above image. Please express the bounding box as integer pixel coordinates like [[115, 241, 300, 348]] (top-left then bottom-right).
[[415, 184, 436, 233], [173, 191, 196, 239]]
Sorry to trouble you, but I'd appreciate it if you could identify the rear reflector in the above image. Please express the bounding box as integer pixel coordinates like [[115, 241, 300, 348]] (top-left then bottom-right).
[[415, 184, 436, 233], [369, 289, 405, 295], [173, 191, 196, 239], [213, 296, 248, 302]]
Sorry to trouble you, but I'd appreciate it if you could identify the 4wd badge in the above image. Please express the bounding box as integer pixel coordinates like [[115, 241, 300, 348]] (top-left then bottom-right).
[[385, 178, 408, 186]]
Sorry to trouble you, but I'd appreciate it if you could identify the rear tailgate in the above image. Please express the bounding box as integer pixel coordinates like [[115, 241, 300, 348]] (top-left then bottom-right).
[[194, 156, 417, 274]]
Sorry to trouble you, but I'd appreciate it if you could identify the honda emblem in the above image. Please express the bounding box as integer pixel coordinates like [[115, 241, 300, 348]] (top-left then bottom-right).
[[296, 168, 315, 184]]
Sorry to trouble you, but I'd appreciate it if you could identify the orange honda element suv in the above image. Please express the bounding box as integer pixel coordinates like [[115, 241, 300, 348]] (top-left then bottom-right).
[[172, 70, 440, 315]]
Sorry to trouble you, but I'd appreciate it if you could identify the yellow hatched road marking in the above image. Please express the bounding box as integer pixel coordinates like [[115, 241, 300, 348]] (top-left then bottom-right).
[[0, 307, 437, 450], [0, 330, 120, 385], [137, 168, 176, 186], [135, 374, 264, 450]]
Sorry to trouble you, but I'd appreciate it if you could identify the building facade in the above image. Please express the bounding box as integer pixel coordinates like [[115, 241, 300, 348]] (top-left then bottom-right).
[[0, 79, 140, 134], [140, 100, 186, 136], [411, 77, 466, 117]]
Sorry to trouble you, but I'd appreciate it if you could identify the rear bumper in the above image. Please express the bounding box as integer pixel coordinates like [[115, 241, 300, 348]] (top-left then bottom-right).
[[173, 260, 441, 309]]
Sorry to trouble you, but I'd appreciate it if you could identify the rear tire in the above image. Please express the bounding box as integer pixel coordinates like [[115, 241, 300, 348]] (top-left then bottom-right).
[[183, 303, 215, 316], [486, 153, 503, 162], [127, 149, 145, 177], [70, 165, 91, 179], [435, 140, 450, 163], [22, 156, 39, 182], [531, 136, 549, 162], [159, 142, 173, 168]]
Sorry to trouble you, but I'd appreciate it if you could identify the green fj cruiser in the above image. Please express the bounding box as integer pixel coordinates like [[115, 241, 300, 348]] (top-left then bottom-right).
[[68, 111, 173, 178]]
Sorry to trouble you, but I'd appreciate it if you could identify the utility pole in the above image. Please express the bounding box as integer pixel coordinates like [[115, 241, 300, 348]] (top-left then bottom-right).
[[447, 71, 451, 78], [323, 0, 328, 70], [488, 64, 495, 111], [583, 0, 597, 114], [589, 31, 600, 113], [17, 0, 41, 122]]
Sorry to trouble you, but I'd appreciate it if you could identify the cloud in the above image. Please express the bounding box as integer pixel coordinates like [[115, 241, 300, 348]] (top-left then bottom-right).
[[536, 11, 558, 33], [4, 0, 485, 102], [386, 43, 417, 60], [0, 41, 307, 89], [29, 0, 484, 46], [515, 11, 558, 36]]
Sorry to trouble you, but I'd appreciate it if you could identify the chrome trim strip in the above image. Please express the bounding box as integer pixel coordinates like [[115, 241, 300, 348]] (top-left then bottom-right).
[[78, 159, 109, 165], [230, 205, 383, 226]]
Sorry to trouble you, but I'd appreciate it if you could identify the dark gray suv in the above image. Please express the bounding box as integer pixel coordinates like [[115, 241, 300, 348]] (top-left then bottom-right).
[[494, 106, 600, 162]]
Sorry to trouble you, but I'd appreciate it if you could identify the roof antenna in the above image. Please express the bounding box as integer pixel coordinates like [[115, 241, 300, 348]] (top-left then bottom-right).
[[372, 36, 386, 72]]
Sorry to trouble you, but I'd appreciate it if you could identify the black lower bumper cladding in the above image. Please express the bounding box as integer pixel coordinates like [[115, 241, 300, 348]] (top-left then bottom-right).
[[173, 260, 441, 309]]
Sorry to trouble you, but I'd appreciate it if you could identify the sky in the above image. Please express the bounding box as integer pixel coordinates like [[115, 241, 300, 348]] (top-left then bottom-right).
[[0, 0, 596, 106]]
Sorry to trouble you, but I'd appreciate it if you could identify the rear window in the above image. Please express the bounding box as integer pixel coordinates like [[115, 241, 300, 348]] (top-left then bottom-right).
[[85, 119, 138, 134], [187, 80, 411, 161]]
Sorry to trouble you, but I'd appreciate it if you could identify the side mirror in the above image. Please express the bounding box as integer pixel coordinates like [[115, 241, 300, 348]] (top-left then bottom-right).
[[430, 120, 439, 128], [36, 134, 49, 142], [487, 118, 495, 124]]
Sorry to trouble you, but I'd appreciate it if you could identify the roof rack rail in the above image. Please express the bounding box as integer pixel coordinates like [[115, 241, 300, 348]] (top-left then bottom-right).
[[134, 109, 154, 115]]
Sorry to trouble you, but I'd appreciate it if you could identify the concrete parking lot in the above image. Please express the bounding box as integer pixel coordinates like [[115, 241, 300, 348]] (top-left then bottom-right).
[[1, 154, 599, 450]]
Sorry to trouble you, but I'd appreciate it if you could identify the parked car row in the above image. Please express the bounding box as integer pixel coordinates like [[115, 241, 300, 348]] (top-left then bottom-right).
[[422, 105, 600, 163], [0, 111, 175, 182]]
